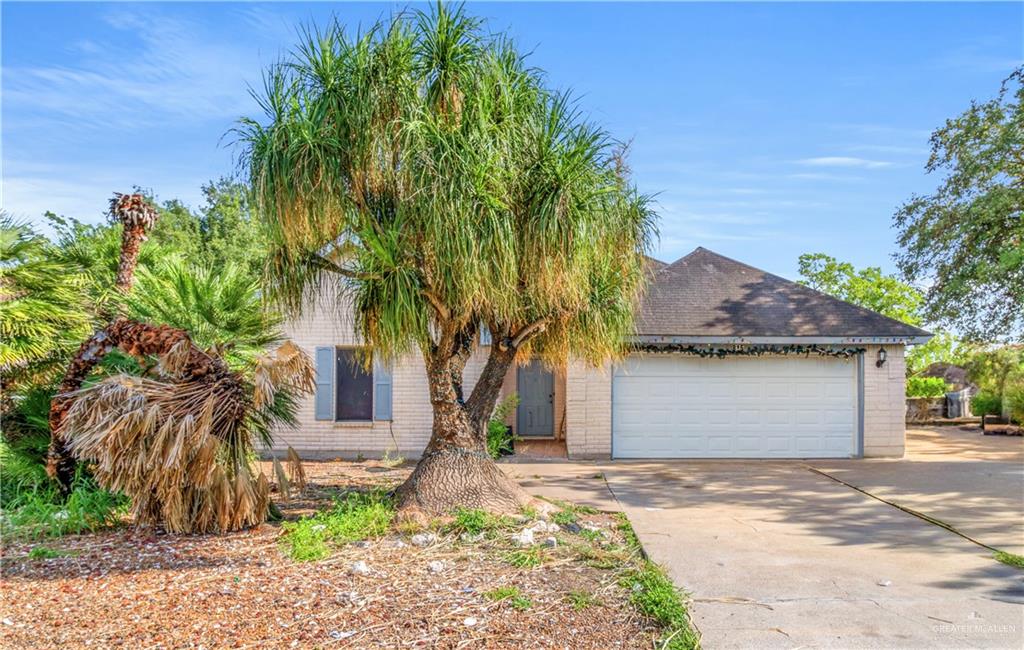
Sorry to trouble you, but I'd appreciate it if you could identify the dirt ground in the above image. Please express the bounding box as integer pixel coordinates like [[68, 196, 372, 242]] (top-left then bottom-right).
[[1, 460, 661, 649]]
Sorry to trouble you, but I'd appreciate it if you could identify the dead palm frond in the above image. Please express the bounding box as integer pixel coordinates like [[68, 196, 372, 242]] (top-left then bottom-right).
[[272, 456, 291, 501], [62, 339, 314, 533], [286, 445, 307, 493]]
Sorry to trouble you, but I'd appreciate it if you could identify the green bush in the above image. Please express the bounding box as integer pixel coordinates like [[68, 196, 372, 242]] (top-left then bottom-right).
[[1004, 383, 1024, 424], [486, 394, 519, 459], [971, 391, 1003, 416], [280, 490, 395, 561], [906, 376, 950, 398]]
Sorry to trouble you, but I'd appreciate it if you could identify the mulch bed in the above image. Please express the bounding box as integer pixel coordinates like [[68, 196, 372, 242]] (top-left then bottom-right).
[[1, 460, 660, 649]]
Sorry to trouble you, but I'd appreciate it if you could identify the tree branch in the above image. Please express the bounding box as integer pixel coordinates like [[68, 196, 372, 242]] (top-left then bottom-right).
[[422, 289, 451, 322], [507, 318, 549, 350]]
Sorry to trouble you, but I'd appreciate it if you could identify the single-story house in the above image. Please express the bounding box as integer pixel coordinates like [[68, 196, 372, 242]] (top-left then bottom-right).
[[272, 247, 931, 460]]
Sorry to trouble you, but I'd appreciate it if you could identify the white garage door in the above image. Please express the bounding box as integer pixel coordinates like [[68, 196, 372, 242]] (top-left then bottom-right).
[[612, 354, 857, 459]]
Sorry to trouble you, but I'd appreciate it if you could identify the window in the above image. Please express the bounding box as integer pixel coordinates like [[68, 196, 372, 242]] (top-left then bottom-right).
[[335, 348, 373, 421]]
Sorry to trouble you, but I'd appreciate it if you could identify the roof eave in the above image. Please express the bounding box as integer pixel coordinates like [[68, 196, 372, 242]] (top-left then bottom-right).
[[630, 334, 934, 346]]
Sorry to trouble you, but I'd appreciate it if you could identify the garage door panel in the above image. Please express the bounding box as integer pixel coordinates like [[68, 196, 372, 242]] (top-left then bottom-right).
[[612, 354, 856, 459]]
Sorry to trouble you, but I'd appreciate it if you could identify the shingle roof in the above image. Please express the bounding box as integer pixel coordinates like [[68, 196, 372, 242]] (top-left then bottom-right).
[[636, 247, 932, 340]]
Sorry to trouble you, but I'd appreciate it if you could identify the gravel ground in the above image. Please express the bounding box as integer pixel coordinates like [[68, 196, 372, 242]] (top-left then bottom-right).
[[1, 459, 661, 649]]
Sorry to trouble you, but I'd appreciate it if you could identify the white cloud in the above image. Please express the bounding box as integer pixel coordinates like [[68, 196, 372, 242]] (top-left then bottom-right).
[[788, 172, 867, 182], [3, 9, 262, 133], [795, 156, 893, 169]]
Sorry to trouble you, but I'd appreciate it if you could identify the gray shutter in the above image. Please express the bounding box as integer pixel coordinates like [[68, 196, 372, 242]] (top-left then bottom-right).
[[479, 324, 492, 346], [373, 355, 393, 420], [314, 346, 334, 421]]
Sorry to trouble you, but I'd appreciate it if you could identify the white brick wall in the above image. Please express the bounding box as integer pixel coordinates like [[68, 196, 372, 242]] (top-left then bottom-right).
[[273, 289, 907, 461], [271, 292, 567, 458], [565, 360, 612, 459], [862, 344, 906, 457], [563, 346, 908, 460]]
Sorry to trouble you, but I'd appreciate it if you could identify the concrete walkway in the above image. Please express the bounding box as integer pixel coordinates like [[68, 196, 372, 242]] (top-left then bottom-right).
[[502, 427, 1024, 649]]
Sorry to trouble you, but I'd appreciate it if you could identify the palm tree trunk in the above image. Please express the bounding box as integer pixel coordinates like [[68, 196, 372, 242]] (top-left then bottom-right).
[[395, 345, 532, 516], [48, 200, 154, 492], [114, 222, 146, 293], [47, 318, 218, 493]]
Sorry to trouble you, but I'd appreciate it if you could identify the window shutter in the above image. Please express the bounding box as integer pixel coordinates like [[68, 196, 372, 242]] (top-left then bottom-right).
[[373, 356, 393, 420], [314, 346, 334, 421], [479, 324, 492, 346]]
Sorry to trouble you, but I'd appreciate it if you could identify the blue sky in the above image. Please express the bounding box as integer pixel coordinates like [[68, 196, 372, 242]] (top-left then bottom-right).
[[2, 2, 1021, 279]]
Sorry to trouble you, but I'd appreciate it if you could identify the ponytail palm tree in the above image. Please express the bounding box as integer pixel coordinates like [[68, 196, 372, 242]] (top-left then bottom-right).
[[238, 5, 656, 515]]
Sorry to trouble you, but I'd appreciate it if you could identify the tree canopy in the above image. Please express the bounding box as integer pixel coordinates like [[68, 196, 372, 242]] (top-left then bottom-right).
[[797, 252, 965, 372], [893, 68, 1024, 341], [237, 4, 656, 514], [237, 6, 655, 370], [798, 252, 924, 325]]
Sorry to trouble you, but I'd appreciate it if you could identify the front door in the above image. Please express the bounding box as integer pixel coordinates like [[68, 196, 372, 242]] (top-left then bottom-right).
[[517, 360, 554, 437]]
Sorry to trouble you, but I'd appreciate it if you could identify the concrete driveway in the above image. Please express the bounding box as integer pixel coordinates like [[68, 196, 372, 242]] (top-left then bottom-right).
[[503, 427, 1024, 649]]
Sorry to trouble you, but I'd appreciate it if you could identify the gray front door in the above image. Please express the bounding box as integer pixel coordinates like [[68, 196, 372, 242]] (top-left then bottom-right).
[[517, 360, 554, 437]]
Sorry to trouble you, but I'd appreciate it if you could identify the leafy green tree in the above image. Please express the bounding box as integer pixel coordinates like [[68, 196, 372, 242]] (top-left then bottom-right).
[[0, 215, 91, 387], [798, 253, 924, 325], [797, 252, 966, 372], [894, 68, 1023, 341], [238, 6, 655, 515]]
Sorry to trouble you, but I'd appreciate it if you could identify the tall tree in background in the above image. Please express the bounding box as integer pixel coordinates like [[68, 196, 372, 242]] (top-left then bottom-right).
[[798, 253, 924, 325], [894, 68, 1023, 341], [797, 252, 965, 371], [238, 6, 655, 515]]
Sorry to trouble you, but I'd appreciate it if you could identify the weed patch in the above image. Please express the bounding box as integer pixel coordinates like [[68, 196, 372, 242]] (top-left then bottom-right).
[[565, 589, 601, 610], [0, 474, 126, 540], [445, 508, 512, 536], [503, 546, 545, 568], [281, 491, 394, 561], [616, 516, 699, 650], [552, 509, 578, 527], [484, 585, 532, 610], [994, 550, 1024, 569], [27, 546, 72, 560]]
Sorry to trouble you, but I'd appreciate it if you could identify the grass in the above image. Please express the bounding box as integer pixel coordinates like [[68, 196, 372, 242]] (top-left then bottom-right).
[[483, 585, 532, 610], [551, 509, 578, 527], [565, 589, 601, 610], [280, 490, 395, 561], [0, 440, 127, 540], [27, 546, 72, 559], [993, 550, 1024, 569], [502, 546, 545, 568], [615, 515, 699, 650], [445, 508, 513, 536], [578, 528, 603, 543]]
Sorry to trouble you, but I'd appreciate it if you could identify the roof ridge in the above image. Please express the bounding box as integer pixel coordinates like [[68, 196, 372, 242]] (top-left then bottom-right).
[[640, 246, 932, 339]]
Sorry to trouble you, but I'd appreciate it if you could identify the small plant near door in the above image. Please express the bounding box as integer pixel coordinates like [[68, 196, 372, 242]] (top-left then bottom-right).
[[487, 395, 520, 460]]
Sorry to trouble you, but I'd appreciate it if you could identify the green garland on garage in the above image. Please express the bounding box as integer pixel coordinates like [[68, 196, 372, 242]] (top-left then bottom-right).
[[632, 344, 867, 359]]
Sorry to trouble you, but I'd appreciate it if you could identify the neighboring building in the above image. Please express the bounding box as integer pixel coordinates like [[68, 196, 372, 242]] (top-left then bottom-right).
[[272, 247, 931, 460]]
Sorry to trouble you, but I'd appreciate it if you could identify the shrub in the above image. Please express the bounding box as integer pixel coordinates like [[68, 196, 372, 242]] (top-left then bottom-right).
[[486, 395, 519, 459], [1005, 382, 1024, 424], [280, 491, 395, 561], [971, 391, 1003, 416], [0, 439, 127, 539], [906, 376, 950, 398]]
